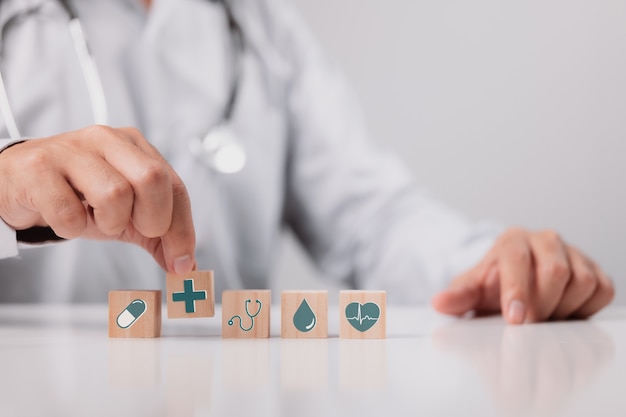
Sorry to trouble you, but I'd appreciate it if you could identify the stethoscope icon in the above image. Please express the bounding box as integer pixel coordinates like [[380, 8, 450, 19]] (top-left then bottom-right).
[[228, 299, 262, 331]]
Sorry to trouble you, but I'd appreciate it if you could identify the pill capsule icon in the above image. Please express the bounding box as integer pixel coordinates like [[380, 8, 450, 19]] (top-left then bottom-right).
[[117, 299, 147, 329]]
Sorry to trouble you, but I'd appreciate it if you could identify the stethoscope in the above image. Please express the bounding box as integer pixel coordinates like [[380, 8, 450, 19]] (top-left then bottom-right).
[[227, 299, 262, 332], [0, 0, 247, 174]]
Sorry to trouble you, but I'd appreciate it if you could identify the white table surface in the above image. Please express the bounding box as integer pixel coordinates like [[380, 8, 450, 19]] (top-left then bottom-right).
[[0, 304, 624, 417]]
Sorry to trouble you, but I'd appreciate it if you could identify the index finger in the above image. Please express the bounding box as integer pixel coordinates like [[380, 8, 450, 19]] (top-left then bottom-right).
[[497, 230, 533, 324], [160, 174, 196, 274], [114, 127, 197, 273]]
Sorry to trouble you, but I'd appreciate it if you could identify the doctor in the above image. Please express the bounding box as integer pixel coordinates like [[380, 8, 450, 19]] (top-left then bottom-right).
[[0, 0, 614, 323]]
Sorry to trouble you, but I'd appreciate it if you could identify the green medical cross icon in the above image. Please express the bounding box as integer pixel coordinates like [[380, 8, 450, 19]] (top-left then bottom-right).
[[172, 279, 207, 313]]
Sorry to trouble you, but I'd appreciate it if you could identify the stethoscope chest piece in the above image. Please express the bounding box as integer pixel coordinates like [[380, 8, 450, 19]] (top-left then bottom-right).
[[190, 123, 246, 174]]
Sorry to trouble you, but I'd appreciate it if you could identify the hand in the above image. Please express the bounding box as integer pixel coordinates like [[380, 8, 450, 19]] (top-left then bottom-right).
[[0, 125, 196, 274], [432, 228, 614, 323]]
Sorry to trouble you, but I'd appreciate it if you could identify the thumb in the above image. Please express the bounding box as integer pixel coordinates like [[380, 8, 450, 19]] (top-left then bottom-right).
[[431, 269, 483, 316]]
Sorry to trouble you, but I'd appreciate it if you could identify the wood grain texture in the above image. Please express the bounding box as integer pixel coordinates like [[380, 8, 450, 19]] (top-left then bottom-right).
[[339, 291, 386, 339], [166, 270, 215, 319], [222, 290, 271, 338], [108, 290, 161, 338], [281, 291, 328, 338]]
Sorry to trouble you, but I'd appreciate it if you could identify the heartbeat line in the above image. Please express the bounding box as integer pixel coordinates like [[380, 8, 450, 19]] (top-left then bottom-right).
[[346, 304, 379, 325]]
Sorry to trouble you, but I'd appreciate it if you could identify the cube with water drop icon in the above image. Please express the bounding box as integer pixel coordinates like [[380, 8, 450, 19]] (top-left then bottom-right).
[[281, 291, 328, 338], [339, 291, 386, 339]]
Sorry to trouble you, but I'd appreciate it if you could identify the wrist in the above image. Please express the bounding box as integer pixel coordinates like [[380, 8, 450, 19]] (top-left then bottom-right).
[[0, 138, 27, 154]]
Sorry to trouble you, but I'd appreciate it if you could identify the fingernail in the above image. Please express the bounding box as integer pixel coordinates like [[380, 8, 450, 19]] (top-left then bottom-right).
[[173, 255, 193, 274], [507, 300, 526, 324]]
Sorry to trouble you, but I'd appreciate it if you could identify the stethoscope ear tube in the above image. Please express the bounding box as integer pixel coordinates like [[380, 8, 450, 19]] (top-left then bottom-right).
[[0, 70, 21, 140], [61, 0, 107, 124], [67, 18, 109, 125], [0, 0, 109, 139]]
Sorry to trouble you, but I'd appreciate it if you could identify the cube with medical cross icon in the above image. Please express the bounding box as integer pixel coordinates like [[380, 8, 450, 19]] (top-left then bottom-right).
[[222, 290, 271, 338], [339, 290, 386, 339], [166, 270, 215, 319]]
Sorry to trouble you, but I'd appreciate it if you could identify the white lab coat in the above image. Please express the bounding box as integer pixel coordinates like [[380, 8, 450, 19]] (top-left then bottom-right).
[[0, 0, 500, 303]]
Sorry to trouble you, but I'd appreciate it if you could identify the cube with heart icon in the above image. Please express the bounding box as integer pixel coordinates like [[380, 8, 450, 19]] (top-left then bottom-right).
[[339, 291, 386, 339]]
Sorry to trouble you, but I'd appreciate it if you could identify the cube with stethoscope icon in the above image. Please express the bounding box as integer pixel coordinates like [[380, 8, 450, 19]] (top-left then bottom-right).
[[222, 290, 271, 338]]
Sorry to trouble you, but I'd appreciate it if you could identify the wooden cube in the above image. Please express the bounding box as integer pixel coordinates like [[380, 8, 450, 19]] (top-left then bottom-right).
[[166, 270, 215, 319], [339, 290, 386, 339], [222, 290, 271, 338], [281, 291, 328, 338], [109, 290, 162, 338]]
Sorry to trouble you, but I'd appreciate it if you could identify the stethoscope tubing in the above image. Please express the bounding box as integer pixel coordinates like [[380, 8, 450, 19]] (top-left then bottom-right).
[[0, 0, 246, 174], [0, 70, 19, 139], [67, 18, 109, 125]]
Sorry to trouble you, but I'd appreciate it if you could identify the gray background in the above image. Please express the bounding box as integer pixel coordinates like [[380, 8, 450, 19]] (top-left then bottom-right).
[[273, 0, 626, 305]]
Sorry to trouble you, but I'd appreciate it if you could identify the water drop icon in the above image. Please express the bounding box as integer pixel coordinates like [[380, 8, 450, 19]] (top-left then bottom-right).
[[293, 299, 316, 332]]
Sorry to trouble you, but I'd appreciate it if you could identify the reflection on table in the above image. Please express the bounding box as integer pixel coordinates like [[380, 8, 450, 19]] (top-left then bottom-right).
[[0, 305, 624, 417], [433, 318, 615, 416]]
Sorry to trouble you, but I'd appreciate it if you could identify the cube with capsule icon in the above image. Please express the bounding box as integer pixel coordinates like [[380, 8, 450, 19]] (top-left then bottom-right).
[[108, 290, 162, 338]]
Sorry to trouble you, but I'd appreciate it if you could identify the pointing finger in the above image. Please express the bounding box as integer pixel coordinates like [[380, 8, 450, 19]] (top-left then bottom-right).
[[498, 230, 533, 324], [160, 175, 196, 274]]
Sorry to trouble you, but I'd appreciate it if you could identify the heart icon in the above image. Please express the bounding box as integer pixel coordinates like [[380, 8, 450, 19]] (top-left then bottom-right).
[[345, 302, 380, 332]]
